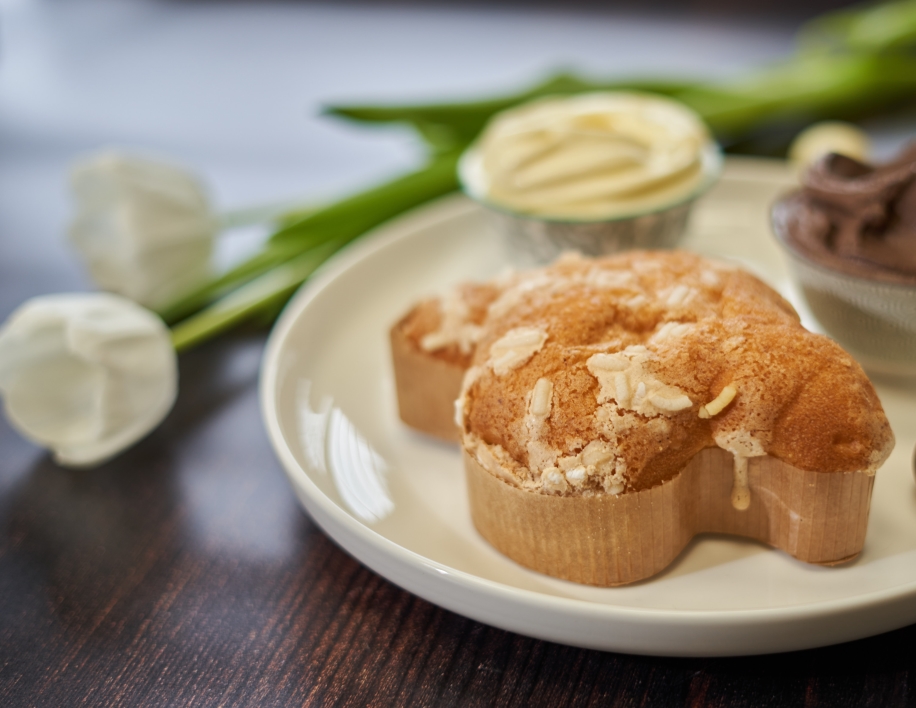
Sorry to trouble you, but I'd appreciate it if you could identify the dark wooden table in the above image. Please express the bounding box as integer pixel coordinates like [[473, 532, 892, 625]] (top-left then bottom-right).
[[2, 2, 915, 706]]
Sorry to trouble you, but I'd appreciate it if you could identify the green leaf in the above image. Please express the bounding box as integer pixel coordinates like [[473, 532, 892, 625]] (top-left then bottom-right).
[[268, 149, 461, 249], [800, 0, 916, 53], [326, 72, 700, 149]]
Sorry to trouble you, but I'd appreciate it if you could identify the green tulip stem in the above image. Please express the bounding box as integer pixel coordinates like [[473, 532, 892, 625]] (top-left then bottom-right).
[[158, 150, 461, 328], [170, 240, 341, 353], [217, 200, 319, 230]]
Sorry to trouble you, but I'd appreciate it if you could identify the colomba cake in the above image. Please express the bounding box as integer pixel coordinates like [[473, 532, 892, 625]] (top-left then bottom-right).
[[391, 251, 894, 585]]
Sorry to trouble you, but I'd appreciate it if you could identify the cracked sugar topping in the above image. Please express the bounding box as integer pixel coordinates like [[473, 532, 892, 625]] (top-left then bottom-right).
[[454, 250, 894, 496], [398, 282, 501, 367]]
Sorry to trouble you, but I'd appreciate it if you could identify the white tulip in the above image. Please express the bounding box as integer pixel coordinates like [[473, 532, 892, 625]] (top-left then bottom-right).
[[0, 293, 178, 467], [69, 152, 218, 308]]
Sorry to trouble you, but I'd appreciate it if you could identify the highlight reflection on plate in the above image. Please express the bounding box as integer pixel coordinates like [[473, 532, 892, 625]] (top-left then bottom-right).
[[262, 158, 916, 656], [297, 380, 393, 523]]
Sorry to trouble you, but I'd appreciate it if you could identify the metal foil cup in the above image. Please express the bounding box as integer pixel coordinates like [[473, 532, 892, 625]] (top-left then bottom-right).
[[458, 142, 722, 266], [772, 197, 916, 377]]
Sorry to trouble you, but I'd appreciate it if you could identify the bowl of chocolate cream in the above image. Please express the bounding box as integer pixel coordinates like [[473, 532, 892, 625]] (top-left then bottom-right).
[[459, 92, 722, 265], [772, 143, 916, 376]]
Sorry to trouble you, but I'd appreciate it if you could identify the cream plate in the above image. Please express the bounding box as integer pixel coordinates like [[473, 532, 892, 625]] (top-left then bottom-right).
[[261, 157, 916, 657]]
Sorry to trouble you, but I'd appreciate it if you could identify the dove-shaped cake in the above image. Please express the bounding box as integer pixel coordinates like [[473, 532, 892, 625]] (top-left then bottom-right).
[[390, 251, 894, 585]]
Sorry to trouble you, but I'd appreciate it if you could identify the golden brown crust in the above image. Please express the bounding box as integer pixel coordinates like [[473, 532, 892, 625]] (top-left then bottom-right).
[[456, 251, 893, 494], [391, 250, 893, 492], [398, 284, 501, 368]]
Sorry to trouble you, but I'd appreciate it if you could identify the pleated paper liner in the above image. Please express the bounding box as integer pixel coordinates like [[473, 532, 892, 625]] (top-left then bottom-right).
[[465, 447, 875, 587], [390, 323, 465, 442]]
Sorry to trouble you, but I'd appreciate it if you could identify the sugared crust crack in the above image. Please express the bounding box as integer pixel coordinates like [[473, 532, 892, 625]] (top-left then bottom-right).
[[399, 282, 501, 367]]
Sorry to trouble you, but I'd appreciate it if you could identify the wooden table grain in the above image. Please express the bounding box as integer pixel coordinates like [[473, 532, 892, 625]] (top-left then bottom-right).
[[0, 331, 913, 707]]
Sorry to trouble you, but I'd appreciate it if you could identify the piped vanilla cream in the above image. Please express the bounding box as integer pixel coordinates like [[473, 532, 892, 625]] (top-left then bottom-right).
[[462, 92, 717, 220]]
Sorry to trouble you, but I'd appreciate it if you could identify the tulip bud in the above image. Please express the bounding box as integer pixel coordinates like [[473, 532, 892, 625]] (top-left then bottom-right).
[[0, 293, 178, 467], [789, 121, 871, 171], [69, 152, 218, 308]]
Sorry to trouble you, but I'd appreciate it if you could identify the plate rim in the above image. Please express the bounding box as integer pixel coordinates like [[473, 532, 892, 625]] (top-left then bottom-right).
[[260, 170, 916, 655]]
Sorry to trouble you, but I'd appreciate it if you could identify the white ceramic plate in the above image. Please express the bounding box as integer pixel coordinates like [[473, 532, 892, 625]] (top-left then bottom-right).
[[261, 158, 916, 657]]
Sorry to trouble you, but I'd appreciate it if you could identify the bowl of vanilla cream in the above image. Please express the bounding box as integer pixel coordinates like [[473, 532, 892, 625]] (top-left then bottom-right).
[[459, 91, 722, 264]]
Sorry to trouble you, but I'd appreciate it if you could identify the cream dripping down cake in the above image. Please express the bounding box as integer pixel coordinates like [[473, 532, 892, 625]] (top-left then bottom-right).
[[390, 251, 894, 586]]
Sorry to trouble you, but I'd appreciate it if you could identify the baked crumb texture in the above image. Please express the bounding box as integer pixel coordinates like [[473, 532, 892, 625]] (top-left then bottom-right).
[[392, 251, 894, 584]]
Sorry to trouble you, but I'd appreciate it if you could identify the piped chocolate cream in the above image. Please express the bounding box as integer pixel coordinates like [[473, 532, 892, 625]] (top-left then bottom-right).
[[775, 143, 916, 283]]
